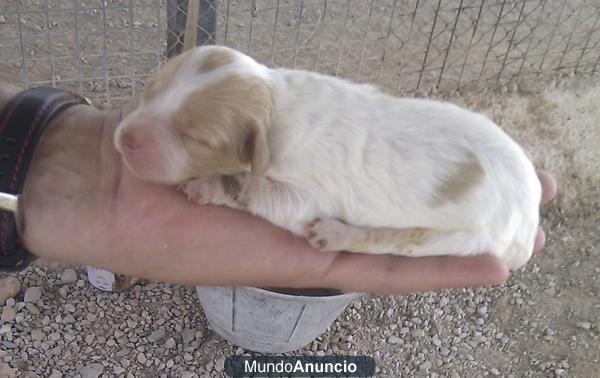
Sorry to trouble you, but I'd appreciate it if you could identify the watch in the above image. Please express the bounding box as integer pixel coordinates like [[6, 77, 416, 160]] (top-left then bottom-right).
[[0, 87, 90, 271]]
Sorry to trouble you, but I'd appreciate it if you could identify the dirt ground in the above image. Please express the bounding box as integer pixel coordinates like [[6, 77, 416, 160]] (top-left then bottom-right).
[[0, 0, 598, 377]]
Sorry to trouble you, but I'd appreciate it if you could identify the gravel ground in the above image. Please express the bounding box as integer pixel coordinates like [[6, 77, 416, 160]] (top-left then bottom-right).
[[0, 78, 599, 377]]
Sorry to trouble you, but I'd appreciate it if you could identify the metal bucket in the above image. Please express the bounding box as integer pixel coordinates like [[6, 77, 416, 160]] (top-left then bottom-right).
[[196, 286, 360, 353]]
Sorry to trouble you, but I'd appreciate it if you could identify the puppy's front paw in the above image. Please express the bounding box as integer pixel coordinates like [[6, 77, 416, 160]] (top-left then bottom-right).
[[179, 176, 225, 206], [304, 218, 351, 252]]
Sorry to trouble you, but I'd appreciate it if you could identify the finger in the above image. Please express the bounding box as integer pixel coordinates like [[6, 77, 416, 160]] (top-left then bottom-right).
[[533, 226, 545, 254], [537, 170, 557, 205], [317, 253, 509, 294]]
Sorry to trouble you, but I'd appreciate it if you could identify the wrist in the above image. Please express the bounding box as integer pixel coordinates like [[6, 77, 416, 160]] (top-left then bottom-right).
[[0, 87, 92, 269], [19, 102, 123, 265]]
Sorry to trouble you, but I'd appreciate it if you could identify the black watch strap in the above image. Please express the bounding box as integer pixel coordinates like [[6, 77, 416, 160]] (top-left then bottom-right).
[[0, 87, 90, 271]]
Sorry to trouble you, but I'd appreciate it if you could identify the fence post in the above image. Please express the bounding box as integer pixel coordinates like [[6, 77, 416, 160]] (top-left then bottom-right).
[[167, 0, 218, 58]]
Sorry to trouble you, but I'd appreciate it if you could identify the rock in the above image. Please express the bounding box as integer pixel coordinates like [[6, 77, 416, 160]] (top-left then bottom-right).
[[137, 352, 146, 364], [48, 370, 63, 378], [80, 363, 104, 378], [0, 324, 10, 334], [58, 286, 69, 298], [554, 368, 568, 377], [1, 306, 16, 322], [477, 305, 488, 316], [0, 15, 6, 24], [0, 363, 17, 377], [148, 328, 166, 343], [419, 361, 432, 371], [181, 373, 198, 378], [388, 335, 402, 344], [0, 277, 21, 304], [60, 269, 78, 283], [182, 328, 195, 344], [575, 321, 591, 330], [30, 329, 45, 341], [113, 366, 125, 374], [62, 314, 76, 324], [24, 287, 41, 303], [164, 337, 176, 349]]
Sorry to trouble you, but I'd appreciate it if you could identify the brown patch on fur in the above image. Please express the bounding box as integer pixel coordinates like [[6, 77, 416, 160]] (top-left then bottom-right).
[[198, 47, 236, 73], [221, 175, 241, 198], [142, 50, 192, 101], [317, 239, 328, 249], [172, 74, 275, 177], [347, 227, 431, 255], [393, 228, 429, 252], [431, 152, 485, 207]]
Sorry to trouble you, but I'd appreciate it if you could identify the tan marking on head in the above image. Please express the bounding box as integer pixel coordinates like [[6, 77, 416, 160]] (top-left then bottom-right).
[[431, 152, 485, 207], [172, 74, 275, 177], [198, 47, 236, 73], [142, 50, 193, 101]]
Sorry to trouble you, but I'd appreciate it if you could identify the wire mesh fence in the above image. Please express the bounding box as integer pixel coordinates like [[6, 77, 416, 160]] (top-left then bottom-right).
[[1, 0, 599, 103]]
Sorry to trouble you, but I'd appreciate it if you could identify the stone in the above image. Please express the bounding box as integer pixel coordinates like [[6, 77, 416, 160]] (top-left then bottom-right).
[[1, 306, 16, 322], [575, 321, 591, 330], [0, 277, 21, 305], [182, 328, 195, 344], [60, 269, 78, 283], [148, 328, 166, 343], [80, 363, 104, 378], [24, 287, 42, 303], [388, 336, 402, 344], [164, 337, 176, 349], [31, 329, 46, 341]]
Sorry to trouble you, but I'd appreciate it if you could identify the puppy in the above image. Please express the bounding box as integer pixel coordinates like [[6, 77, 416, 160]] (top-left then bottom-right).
[[114, 46, 541, 270]]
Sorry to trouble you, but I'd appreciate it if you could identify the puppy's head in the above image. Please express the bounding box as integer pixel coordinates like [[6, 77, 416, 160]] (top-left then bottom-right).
[[114, 46, 275, 184]]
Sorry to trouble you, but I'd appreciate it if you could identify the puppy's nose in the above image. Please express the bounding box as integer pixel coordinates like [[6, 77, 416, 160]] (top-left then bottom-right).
[[121, 129, 143, 154]]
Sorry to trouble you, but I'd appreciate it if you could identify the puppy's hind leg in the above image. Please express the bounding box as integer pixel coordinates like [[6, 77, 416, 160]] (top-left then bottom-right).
[[305, 218, 437, 256]]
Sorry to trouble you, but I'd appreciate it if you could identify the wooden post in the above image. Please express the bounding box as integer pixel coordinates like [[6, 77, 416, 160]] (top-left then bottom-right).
[[167, 0, 218, 58]]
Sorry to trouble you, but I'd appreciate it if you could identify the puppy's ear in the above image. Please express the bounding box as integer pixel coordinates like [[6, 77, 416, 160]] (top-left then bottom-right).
[[244, 123, 270, 176]]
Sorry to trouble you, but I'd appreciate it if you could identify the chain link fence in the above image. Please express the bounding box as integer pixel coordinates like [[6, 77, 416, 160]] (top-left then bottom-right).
[[1, 0, 599, 103]]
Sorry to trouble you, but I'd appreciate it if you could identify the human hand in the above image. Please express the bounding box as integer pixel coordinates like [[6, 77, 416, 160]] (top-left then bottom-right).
[[2, 83, 556, 293]]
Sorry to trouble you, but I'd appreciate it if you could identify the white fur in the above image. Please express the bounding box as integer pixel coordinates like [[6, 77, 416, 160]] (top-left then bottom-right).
[[167, 47, 542, 270]]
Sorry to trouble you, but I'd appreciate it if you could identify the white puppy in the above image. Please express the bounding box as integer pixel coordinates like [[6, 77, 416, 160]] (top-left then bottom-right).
[[114, 46, 541, 270]]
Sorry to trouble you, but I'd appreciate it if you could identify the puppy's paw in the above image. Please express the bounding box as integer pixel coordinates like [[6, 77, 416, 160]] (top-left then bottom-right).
[[179, 176, 226, 206], [304, 218, 351, 252]]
